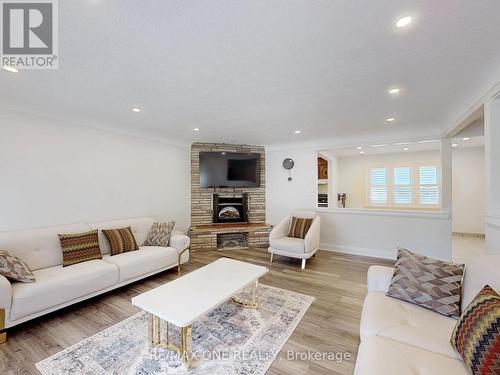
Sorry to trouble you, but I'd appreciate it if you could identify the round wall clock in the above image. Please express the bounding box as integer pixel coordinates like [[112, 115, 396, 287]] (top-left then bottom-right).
[[282, 158, 294, 181], [282, 158, 294, 170]]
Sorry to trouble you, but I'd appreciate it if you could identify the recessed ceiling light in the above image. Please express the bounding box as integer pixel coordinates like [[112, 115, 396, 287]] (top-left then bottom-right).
[[359, 151, 365, 154], [386, 117, 395, 123], [294, 130, 301, 134], [357, 146, 363, 150], [132, 108, 141, 113], [394, 142, 410, 145], [452, 143, 458, 147], [193, 128, 200, 132], [371, 144, 387, 147], [3, 66, 18, 73], [403, 147, 409, 151], [388, 87, 401, 95], [417, 139, 438, 143], [395, 16, 413, 28], [462, 137, 470, 141]]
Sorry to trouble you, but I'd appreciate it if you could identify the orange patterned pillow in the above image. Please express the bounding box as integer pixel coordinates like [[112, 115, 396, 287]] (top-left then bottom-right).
[[58, 230, 102, 267], [451, 285, 500, 375], [102, 227, 138, 256]]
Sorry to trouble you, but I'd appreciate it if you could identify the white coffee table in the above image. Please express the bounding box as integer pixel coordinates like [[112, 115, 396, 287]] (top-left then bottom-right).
[[131, 257, 269, 368]]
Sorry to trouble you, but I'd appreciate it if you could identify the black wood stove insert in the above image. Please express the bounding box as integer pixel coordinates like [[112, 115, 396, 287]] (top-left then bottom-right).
[[212, 194, 249, 223]]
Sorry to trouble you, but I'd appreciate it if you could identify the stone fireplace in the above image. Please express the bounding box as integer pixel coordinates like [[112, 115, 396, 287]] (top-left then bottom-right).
[[213, 194, 248, 224], [189, 142, 271, 251]]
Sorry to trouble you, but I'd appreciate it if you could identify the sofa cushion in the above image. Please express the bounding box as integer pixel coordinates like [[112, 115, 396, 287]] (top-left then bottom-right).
[[451, 285, 500, 375], [387, 248, 465, 318], [103, 227, 139, 255], [90, 217, 155, 255], [0, 250, 35, 283], [9, 260, 118, 321], [143, 221, 175, 247], [269, 237, 305, 254], [58, 230, 102, 266], [354, 336, 469, 375], [360, 291, 461, 359], [102, 246, 178, 282], [461, 255, 500, 311]]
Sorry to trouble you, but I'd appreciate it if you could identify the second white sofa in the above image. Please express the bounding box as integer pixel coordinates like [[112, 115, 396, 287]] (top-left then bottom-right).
[[0, 217, 190, 331], [354, 254, 500, 374]]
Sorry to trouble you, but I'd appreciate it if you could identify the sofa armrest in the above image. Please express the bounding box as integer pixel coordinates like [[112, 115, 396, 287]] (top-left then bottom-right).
[[0, 275, 12, 311], [367, 266, 394, 293], [170, 231, 190, 253], [304, 216, 321, 253], [269, 216, 290, 241]]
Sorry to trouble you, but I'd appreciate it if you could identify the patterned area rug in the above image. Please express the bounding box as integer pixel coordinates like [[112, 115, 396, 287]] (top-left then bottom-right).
[[36, 284, 314, 375]]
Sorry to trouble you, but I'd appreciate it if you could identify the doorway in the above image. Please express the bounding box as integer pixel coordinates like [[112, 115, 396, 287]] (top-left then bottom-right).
[[451, 117, 486, 263]]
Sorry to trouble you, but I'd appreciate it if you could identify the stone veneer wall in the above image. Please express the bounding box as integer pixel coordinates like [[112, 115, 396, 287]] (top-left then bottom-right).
[[191, 143, 266, 225]]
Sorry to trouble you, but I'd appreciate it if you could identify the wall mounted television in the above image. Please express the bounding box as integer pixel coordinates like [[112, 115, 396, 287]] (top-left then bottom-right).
[[199, 152, 261, 188]]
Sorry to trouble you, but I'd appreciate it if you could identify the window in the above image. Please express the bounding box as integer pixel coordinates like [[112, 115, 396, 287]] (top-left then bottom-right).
[[393, 167, 412, 205], [369, 168, 388, 205], [419, 166, 439, 205], [367, 162, 440, 209]]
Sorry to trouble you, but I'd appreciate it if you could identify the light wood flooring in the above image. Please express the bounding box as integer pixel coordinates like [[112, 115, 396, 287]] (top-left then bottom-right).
[[0, 249, 393, 375]]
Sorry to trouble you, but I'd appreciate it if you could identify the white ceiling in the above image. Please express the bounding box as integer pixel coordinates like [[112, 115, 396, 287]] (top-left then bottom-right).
[[1, 1, 500, 146], [322, 135, 484, 158]]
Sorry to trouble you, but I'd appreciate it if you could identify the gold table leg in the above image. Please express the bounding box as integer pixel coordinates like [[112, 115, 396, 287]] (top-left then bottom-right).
[[0, 309, 6, 344], [147, 313, 192, 369], [181, 325, 192, 368], [230, 279, 259, 309]]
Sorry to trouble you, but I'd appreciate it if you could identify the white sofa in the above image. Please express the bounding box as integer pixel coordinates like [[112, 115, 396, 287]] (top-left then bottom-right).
[[268, 211, 320, 269], [354, 254, 500, 375], [0, 217, 190, 334]]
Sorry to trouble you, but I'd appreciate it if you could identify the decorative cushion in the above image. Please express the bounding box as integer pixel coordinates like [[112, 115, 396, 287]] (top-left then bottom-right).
[[0, 250, 35, 283], [288, 217, 313, 239], [143, 221, 175, 247], [386, 248, 465, 318], [58, 230, 102, 267], [451, 285, 500, 375], [102, 227, 138, 256]]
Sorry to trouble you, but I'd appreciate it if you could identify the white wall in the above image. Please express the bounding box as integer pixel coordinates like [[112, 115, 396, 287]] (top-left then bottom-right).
[[337, 150, 441, 208], [266, 146, 318, 224], [266, 145, 452, 260], [485, 95, 500, 254], [0, 114, 191, 232], [320, 209, 452, 260], [452, 146, 485, 234]]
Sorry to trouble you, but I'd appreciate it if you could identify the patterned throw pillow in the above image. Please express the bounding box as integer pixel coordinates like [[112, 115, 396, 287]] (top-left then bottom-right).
[[451, 285, 500, 375], [58, 230, 102, 267], [288, 217, 313, 239], [386, 248, 465, 318], [143, 221, 175, 247], [102, 227, 138, 256], [0, 250, 35, 283]]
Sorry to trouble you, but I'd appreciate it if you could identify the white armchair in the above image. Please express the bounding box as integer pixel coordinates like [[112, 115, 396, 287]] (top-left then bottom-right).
[[268, 211, 320, 270]]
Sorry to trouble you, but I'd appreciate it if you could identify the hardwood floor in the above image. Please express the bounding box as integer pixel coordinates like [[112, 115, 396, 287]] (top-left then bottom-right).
[[0, 249, 393, 375]]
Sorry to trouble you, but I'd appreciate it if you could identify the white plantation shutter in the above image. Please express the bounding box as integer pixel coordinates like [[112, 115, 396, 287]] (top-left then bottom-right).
[[370, 168, 387, 205], [419, 166, 439, 205], [394, 167, 412, 205]]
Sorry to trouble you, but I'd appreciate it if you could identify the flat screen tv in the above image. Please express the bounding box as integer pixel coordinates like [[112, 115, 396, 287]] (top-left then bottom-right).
[[199, 152, 261, 188]]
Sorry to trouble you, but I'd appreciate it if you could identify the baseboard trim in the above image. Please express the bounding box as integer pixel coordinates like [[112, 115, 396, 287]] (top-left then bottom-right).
[[320, 243, 395, 260]]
